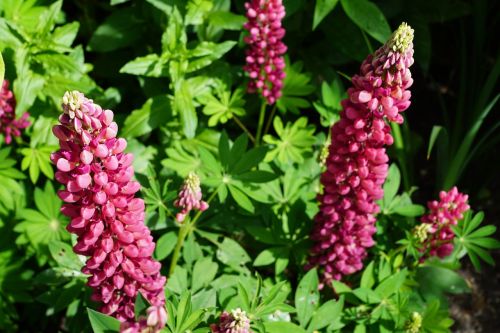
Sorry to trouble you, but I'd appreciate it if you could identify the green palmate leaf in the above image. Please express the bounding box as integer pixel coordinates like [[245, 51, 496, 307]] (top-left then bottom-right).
[[313, 0, 339, 30], [87, 308, 121, 333], [263, 117, 316, 164], [30, 116, 58, 148], [453, 210, 500, 271], [119, 54, 167, 77], [202, 88, 245, 126], [122, 95, 171, 138], [276, 60, 315, 114], [340, 0, 391, 44], [20, 146, 55, 183], [375, 269, 407, 299], [15, 182, 68, 260], [208, 11, 246, 30], [88, 8, 142, 52], [295, 268, 319, 327]]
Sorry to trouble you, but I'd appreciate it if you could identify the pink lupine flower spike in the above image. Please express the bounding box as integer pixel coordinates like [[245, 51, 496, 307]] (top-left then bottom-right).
[[0, 80, 30, 144], [418, 186, 469, 259], [307, 23, 415, 286], [51, 91, 167, 331], [243, 0, 287, 105]]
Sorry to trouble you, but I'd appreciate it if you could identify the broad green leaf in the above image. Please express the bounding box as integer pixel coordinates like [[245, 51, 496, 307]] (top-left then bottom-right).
[[253, 247, 286, 267], [0, 51, 4, 85], [360, 261, 375, 289], [340, 0, 391, 44], [417, 266, 469, 302], [392, 204, 425, 217], [120, 54, 166, 77], [187, 41, 236, 73], [295, 269, 319, 327], [375, 269, 407, 299], [154, 231, 177, 261], [88, 8, 142, 52], [122, 95, 171, 138], [383, 164, 400, 207], [192, 257, 218, 292], [313, 0, 339, 30], [208, 11, 246, 30], [264, 322, 306, 333], [308, 297, 344, 331], [87, 308, 121, 333], [13, 71, 44, 115], [48, 241, 82, 271], [216, 237, 251, 272], [175, 80, 197, 139]]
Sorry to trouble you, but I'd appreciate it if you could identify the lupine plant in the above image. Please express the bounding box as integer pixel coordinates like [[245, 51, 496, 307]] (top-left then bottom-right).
[[0, 1, 499, 333]]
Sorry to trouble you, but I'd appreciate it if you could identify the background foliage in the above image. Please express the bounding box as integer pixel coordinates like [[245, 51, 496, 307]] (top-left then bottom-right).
[[0, 0, 498, 332]]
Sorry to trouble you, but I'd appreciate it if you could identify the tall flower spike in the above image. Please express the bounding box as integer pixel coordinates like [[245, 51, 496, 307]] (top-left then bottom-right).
[[211, 308, 251, 333], [243, 0, 287, 105], [174, 172, 208, 222], [419, 186, 469, 259], [0, 80, 30, 144], [51, 91, 167, 329], [307, 23, 415, 286]]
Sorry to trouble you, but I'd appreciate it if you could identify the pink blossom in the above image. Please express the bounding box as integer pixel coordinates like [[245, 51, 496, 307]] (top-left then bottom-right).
[[211, 308, 251, 333], [0, 80, 30, 144], [419, 186, 469, 259], [120, 305, 168, 333], [243, 0, 287, 105], [51, 91, 167, 327], [174, 172, 208, 222], [307, 23, 415, 286]]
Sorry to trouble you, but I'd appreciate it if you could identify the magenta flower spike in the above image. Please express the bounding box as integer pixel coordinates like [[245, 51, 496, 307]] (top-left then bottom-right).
[[0, 80, 30, 144], [210, 308, 251, 333], [307, 23, 415, 286], [419, 186, 469, 259], [243, 0, 287, 105], [174, 172, 209, 222], [51, 91, 167, 329]]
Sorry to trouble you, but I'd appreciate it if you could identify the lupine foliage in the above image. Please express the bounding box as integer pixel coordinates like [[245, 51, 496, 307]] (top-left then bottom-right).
[[0, 1, 499, 333]]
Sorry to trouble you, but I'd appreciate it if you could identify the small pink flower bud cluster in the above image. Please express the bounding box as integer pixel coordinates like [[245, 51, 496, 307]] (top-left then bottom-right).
[[243, 0, 287, 105], [307, 23, 415, 286], [419, 186, 469, 258], [211, 308, 251, 333], [174, 172, 208, 222], [0, 80, 30, 144], [120, 305, 168, 333], [51, 91, 166, 326]]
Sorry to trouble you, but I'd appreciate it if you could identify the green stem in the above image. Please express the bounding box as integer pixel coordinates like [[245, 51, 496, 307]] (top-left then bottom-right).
[[168, 219, 190, 276], [390, 122, 410, 191], [233, 115, 256, 143], [168, 188, 219, 275], [263, 104, 277, 136], [255, 101, 267, 146]]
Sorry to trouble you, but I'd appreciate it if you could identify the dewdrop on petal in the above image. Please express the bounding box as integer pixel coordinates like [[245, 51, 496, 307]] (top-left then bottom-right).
[[174, 172, 208, 222], [51, 91, 167, 330], [306, 23, 415, 285]]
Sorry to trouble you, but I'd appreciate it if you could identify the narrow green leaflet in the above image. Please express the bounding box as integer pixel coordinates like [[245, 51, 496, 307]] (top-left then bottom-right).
[[87, 308, 121, 333], [276, 60, 315, 114], [20, 146, 55, 183], [313, 0, 340, 30], [295, 269, 319, 327]]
